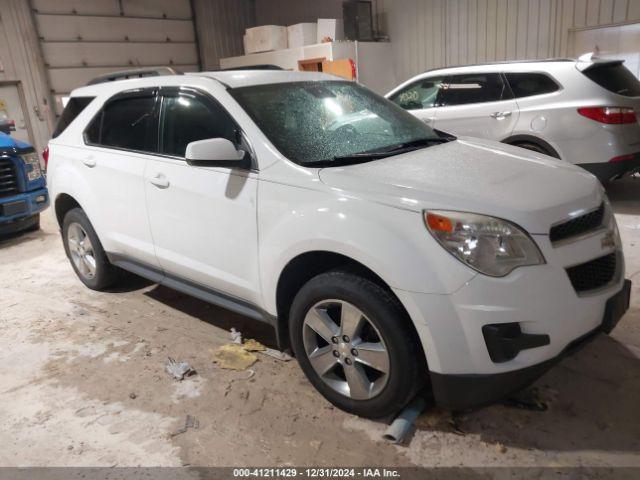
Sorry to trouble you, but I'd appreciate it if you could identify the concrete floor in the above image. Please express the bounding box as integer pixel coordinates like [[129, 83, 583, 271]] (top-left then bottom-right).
[[1, 178, 639, 467]]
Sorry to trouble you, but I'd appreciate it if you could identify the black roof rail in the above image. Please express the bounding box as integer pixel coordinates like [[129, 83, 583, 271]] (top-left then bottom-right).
[[218, 64, 284, 71], [87, 67, 182, 85]]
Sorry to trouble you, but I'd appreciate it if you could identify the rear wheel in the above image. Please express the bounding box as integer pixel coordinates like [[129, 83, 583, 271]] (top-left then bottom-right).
[[289, 270, 426, 418], [513, 141, 554, 157], [62, 208, 120, 290]]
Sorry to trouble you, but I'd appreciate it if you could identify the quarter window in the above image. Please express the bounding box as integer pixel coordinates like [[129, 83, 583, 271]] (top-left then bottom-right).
[[389, 76, 446, 110], [440, 73, 511, 106], [85, 95, 157, 152], [505, 73, 560, 98], [160, 94, 238, 157], [52, 96, 95, 138]]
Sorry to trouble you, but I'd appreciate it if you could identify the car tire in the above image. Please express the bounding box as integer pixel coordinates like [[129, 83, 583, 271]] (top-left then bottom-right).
[[513, 141, 553, 157], [62, 208, 120, 290], [289, 270, 426, 418]]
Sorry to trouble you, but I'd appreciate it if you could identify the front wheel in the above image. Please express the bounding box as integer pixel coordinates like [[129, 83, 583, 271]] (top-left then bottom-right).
[[289, 271, 426, 418]]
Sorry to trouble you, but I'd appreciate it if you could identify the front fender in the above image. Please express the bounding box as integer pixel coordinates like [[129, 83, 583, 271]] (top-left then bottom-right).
[[257, 181, 475, 315]]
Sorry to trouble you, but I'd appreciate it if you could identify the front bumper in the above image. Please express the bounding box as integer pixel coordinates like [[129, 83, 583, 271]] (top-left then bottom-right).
[[430, 279, 630, 410], [0, 187, 49, 233], [394, 216, 629, 410], [578, 153, 640, 181]]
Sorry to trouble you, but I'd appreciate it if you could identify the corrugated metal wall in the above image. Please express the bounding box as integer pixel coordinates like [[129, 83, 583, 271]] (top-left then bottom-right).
[[0, 0, 53, 152], [32, 0, 200, 114], [379, 0, 640, 83], [193, 0, 256, 70]]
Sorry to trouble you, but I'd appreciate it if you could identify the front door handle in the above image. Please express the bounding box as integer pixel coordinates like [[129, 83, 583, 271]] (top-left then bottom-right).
[[149, 173, 170, 189], [81, 156, 96, 168], [490, 111, 512, 119]]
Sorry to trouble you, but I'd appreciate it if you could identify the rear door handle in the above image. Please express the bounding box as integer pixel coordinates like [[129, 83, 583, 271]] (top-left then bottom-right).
[[490, 111, 512, 119], [149, 173, 170, 189], [81, 156, 96, 168]]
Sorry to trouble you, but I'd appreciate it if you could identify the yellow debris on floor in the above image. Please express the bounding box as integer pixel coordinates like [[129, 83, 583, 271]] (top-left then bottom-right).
[[210, 344, 258, 371]]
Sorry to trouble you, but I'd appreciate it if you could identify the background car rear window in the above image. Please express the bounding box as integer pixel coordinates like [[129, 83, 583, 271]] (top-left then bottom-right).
[[160, 94, 237, 157], [389, 76, 446, 110], [582, 63, 640, 97], [86, 96, 156, 152], [52, 96, 95, 138], [505, 73, 559, 98], [440, 73, 511, 106]]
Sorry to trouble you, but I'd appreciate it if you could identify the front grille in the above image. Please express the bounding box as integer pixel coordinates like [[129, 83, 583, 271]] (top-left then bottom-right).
[[0, 159, 19, 198], [550, 203, 605, 244], [566, 252, 617, 293]]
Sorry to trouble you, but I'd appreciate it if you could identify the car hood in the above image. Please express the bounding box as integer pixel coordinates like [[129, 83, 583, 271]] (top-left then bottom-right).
[[318, 137, 603, 234]]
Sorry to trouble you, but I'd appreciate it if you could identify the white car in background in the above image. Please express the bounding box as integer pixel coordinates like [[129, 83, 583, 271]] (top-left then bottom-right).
[[387, 58, 640, 181], [47, 69, 630, 418]]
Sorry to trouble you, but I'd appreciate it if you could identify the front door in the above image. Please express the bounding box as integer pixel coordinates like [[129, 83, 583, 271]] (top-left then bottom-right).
[[144, 88, 260, 304], [434, 73, 519, 140]]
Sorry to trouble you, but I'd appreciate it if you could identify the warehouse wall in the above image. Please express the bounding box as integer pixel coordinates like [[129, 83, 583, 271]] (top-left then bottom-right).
[[380, 0, 640, 84], [32, 0, 200, 114], [193, 0, 256, 70], [0, 0, 53, 153]]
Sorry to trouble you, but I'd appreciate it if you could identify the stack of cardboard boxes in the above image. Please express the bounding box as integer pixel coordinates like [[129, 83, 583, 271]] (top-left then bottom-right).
[[243, 19, 344, 54]]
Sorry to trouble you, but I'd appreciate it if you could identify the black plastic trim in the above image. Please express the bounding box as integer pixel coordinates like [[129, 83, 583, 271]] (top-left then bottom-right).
[[107, 253, 280, 333], [482, 323, 550, 363]]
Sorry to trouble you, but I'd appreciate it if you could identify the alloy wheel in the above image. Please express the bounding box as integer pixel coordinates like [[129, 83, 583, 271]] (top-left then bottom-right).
[[302, 299, 390, 400], [67, 222, 97, 280]]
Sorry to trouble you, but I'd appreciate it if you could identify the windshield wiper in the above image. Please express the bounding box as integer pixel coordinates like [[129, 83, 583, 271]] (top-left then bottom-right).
[[305, 153, 391, 167], [381, 135, 453, 154], [305, 133, 457, 168]]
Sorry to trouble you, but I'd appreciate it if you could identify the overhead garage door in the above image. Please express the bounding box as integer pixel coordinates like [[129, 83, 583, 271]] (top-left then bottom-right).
[[31, 0, 200, 115]]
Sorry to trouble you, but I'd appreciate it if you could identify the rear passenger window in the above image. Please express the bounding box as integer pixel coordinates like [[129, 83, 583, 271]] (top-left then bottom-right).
[[440, 73, 511, 106], [160, 94, 237, 157], [506, 73, 559, 98], [52, 97, 95, 138], [85, 96, 157, 152], [389, 76, 446, 110]]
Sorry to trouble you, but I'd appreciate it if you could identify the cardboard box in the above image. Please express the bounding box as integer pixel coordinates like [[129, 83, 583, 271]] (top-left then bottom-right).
[[317, 19, 344, 43], [287, 23, 317, 48], [244, 25, 287, 54]]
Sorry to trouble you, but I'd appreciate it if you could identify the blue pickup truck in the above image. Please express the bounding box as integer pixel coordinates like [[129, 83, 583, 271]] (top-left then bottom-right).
[[0, 131, 49, 235]]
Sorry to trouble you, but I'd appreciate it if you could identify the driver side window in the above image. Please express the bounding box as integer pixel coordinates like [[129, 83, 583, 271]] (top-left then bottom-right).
[[160, 93, 237, 158], [390, 76, 445, 111]]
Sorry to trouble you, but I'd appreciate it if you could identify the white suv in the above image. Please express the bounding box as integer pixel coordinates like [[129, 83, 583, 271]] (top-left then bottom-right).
[[48, 69, 631, 418], [387, 58, 640, 181]]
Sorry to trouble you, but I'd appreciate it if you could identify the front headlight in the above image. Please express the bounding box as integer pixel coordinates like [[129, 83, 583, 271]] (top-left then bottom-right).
[[20, 152, 42, 181], [424, 210, 545, 277]]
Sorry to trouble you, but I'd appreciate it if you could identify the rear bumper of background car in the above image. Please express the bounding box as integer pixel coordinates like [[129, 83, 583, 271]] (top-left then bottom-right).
[[579, 152, 640, 181]]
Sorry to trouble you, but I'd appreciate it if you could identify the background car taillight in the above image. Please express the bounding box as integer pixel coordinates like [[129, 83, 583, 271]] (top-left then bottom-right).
[[577, 107, 637, 124], [42, 146, 49, 171]]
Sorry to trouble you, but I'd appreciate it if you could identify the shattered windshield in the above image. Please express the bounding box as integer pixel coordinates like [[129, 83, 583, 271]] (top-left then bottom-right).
[[230, 81, 448, 166]]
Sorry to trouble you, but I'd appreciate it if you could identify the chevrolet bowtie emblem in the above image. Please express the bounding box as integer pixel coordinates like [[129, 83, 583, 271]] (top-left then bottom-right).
[[601, 230, 616, 249]]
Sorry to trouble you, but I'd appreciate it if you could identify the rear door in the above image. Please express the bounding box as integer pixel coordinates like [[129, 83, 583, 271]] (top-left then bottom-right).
[[434, 72, 519, 140], [387, 75, 446, 127], [82, 89, 160, 268]]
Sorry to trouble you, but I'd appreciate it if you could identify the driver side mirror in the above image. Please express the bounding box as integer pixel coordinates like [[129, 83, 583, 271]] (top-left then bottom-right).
[[185, 138, 246, 167]]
